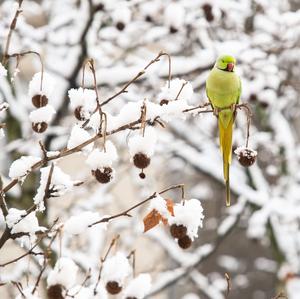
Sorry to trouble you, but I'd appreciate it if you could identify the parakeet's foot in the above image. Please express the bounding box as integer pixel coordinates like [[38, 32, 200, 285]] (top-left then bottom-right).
[[213, 107, 220, 116], [230, 103, 237, 113]]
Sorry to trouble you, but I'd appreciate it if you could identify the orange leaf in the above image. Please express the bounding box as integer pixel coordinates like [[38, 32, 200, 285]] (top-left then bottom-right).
[[165, 199, 174, 216], [143, 209, 161, 232]]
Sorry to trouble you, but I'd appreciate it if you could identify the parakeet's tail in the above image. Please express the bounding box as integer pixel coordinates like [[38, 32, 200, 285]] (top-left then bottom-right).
[[218, 115, 234, 207]]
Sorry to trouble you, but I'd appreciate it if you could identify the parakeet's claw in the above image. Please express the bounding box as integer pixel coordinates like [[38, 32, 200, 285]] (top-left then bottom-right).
[[230, 103, 237, 113], [213, 107, 220, 116]]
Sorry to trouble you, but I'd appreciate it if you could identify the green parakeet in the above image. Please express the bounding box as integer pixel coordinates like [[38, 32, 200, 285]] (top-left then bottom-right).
[[206, 54, 241, 206]]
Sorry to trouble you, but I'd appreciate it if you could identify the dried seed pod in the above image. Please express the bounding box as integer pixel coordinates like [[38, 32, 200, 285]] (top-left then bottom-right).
[[160, 99, 169, 106], [178, 235, 192, 249], [170, 224, 187, 239], [133, 153, 151, 169], [106, 281, 122, 295], [92, 167, 113, 184], [235, 147, 257, 167], [47, 284, 64, 299], [169, 26, 178, 34], [32, 122, 48, 133], [74, 106, 85, 121], [32, 94, 48, 108], [139, 172, 146, 179], [202, 3, 214, 22], [116, 21, 125, 31]]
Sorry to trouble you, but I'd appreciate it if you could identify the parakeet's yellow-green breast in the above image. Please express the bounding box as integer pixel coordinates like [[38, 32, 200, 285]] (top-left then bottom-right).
[[206, 54, 241, 206]]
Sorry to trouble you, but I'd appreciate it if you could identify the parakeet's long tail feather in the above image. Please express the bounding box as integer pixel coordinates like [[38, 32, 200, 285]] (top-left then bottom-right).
[[218, 116, 234, 207]]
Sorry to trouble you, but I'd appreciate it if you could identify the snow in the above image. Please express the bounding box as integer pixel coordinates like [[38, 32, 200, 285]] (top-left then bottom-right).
[[86, 140, 118, 169], [67, 284, 108, 299], [123, 273, 152, 299], [128, 126, 157, 157], [68, 87, 97, 119], [64, 211, 107, 235], [29, 105, 56, 123], [234, 146, 257, 158], [0, 128, 5, 139], [67, 125, 93, 153], [0, 62, 7, 77], [33, 165, 75, 211], [9, 155, 40, 179], [112, 6, 132, 24], [158, 79, 193, 103], [6, 208, 44, 234], [169, 199, 204, 240], [102, 252, 132, 285], [28, 72, 55, 99], [181, 293, 200, 299], [47, 257, 78, 288], [148, 194, 170, 220], [164, 3, 185, 29], [15, 286, 41, 299]]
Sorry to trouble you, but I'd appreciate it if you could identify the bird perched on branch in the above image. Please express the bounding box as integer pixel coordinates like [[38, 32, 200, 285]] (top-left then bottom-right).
[[206, 54, 241, 206]]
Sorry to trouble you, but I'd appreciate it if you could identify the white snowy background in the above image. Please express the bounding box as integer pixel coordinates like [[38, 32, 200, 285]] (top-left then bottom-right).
[[0, 0, 300, 298]]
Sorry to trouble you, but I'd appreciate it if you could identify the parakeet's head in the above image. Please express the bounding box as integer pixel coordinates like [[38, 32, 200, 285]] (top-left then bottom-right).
[[215, 55, 236, 72]]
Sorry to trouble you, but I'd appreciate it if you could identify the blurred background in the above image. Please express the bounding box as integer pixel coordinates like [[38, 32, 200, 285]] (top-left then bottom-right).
[[0, 0, 300, 298]]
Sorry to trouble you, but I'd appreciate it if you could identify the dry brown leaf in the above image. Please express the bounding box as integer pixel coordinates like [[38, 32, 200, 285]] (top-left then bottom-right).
[[166, 198, 174, 216], [143, 209, 161, 232], [143, 198, 175, 232]]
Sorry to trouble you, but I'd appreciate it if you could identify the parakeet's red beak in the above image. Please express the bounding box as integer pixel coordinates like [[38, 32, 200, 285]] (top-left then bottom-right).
[[227, 63, 234, 72]]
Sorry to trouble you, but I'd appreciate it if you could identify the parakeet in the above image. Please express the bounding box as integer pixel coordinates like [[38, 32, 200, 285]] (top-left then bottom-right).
[[206, 54, 241, 207]]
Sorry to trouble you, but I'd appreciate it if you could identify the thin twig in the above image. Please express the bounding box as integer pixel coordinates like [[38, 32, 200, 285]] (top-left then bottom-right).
[[2, 0, 24, 65], [174, 82, 187, 100], [100, 51, 171, 107], [272, 292, 287, 299], [127, 250, 136, 277], [225, 272, 231, 299], [0, 218, 59, 267], [93, 235, 120, 295], [89, 184, 185, 227], [4, 51, 44, 91]]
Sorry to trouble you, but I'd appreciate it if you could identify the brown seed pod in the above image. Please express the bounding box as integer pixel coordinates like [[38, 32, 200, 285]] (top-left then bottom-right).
[[169, 26, 178, 34], [74, 106, 85, 121], [106, 281, 122, 295], [47, 284, 64, 299], [160, 99, 169, 106], [32, 94, 48, 108], [133, 153, 151, 169], [178, 235, 192, 249], [170, 224, 187, 239], [92, 167, 113, 184], [236, 148, 257, 167], [32, 122, 48, 133], [116, 21, 125, 31], [202, 3, 214, 22], [139, 172, 146, 179]]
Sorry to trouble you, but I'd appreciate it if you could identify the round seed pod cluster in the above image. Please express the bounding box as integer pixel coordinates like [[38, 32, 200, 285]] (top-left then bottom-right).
[[68, 87, 97, 121], [128, 127, 157, 179], [47, 284, 64, 299], [234, 146, 257, 167], [102, 252, 131, 295], [202, 3, 214, 22], [169, 199, 204, 250], [47, 257, 78, 297], [29, 105, 56, 133], [28, 72, 56, 133], [86, 141, 118, 184]]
